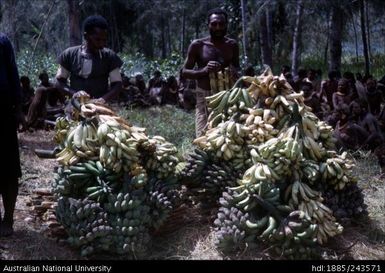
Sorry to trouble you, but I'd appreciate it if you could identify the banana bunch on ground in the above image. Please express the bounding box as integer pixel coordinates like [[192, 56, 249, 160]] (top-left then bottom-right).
[[317, 182, 367, 220], [179, 149, 211, 186], [319, 152, 357, 190], [213, 205, 251, 251], [209, 67, 234, 93], [194, 120, 249, 161], [142, 136, 180, 179], [270, 211, 320, 259], [185, 68, 365, 259], [52, 96, 182, 257], [194, 161, 242, 205], [54, 117, 73, 144]]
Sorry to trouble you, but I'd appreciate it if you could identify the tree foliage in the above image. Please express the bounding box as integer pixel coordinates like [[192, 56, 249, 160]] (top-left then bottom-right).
[[1, 0, 384, 78]]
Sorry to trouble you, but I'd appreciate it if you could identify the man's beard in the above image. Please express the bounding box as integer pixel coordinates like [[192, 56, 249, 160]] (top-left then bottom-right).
[[210, 29, 226, 40]]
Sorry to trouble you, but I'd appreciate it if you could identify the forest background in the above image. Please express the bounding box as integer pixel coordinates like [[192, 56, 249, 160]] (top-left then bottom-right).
[[0, 0, 384, 85]]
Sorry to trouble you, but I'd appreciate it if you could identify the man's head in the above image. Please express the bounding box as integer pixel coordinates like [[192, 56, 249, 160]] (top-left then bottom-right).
[[302, 82, 314, 98], [307, 69, 316, 81], [366, 78, 377, 92], [297, 68, 307, 79], [20, 76, 30, 87], [280, 65, 290, 75], [38, 72, 49, 85], [153, 70, 161, 78], [343, 71, 355, 84], [207, 8, 228, 40], [83, 15, 109, 51], [350, 100, 362, 116], [337, 78, 349, 94]]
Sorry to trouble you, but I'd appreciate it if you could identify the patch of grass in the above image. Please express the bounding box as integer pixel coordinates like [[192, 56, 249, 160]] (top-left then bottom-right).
[[118, 105, 195, 157]]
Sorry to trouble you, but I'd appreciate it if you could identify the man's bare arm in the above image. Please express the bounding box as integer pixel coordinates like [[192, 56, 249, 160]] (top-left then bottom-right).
[[182, 41, 221, 79], [101, 81, 122, 102], [55, 77, 77, 97]]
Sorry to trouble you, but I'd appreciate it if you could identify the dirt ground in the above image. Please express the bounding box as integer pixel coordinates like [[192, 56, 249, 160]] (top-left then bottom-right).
[[0, 129, 384, 260]]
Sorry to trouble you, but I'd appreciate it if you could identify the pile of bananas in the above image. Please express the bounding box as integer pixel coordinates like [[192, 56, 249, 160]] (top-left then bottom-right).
[[209, 67, 235, 93], [52, 96, 182, 257], [182, 68, 367, 259]]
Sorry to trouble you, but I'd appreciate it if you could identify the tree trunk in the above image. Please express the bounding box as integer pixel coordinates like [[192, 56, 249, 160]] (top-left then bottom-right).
[[160, 17, 167, 59], [241, 0, 248, 63], [328, 5, 343, 73], [67, 0, 81, 46], [323, 12, 331, 67], [141, 25, 154, 58], [109, 0, 120, 52], [266, 6, 273, 58], [291, 0, 303, 76], [167, 18, 172, 56], [180, 7, 186, 56], [259, 8, 272, 67], [365, 0, 372, 60], [195, 21, 200, 40], [360, 0, 370, 75], [350, 8, 359, 63]]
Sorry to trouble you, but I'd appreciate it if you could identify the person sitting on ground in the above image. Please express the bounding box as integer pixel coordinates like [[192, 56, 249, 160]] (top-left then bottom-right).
[[161, 75, 179, 105], [319, 70, 340, 110], [349, 100, 383, 151], [280, 65, 290, 77], [178, 68, 196, 111], [292, 68, 307, 92], [332, 78, 353, 112], [365, 78, 382, 116], [355, 72, 368, 104], [324, 110, 341, 128], [333, 105, 368, 151], [25, 72, 63, 129], [304, 68, 321, 94], [20, 76, 34, 114], [135, 73, 147, 97], [119, 74, 134, 103], [148, 70, 165, 105], [302, 81, 322, 119], [342, 71, 358, 102]]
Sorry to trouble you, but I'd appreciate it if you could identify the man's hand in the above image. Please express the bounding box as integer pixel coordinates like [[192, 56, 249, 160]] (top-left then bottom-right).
[[73, 90, 90, 99], [90, 98, 106, 105], [205, 61, 222, 73]]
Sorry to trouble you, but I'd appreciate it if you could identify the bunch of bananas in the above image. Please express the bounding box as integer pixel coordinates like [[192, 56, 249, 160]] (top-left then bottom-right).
[[318, 183, 367, 220], [52, 97, 182, 257], [183, 67, 366, 259], [209, 67, 234, 93]]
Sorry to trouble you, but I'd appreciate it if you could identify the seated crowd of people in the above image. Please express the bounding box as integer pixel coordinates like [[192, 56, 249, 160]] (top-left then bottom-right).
[[280, 65, 385, 172], [17, 69, 199, 131], [118, 69, 197, 111]]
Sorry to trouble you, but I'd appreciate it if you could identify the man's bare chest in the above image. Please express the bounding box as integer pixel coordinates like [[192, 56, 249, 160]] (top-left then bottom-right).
[[200, 43, 234, 65]]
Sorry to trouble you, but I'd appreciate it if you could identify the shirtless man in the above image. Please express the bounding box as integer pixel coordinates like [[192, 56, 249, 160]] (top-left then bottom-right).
[[181, 8, 240, 137]]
